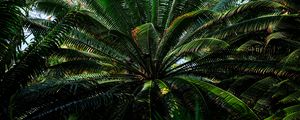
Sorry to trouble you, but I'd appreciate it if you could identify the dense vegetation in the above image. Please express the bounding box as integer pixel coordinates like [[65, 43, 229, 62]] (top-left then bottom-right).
[[1, 0, 300, 119]]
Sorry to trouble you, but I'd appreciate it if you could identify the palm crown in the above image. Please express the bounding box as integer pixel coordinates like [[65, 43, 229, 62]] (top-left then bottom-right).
[[1, 0, 300, 120]]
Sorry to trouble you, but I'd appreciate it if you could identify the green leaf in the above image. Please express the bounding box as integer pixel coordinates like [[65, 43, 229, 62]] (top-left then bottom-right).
[[20, 93, 133, 119], [132, 23, 159, 58], [192, 0, 285, 35], [209, 15, 300, 39], [35, 0, 70, 18], [170, 38, 229, 56], [279, 90, 300, 104], [281, 49, 300, 70], [157, 10, 217, 61], [283, 111, 300, 120], [240, 77, 277, 105], [266, 32, 300, 48], [178, 76, 259, 120]]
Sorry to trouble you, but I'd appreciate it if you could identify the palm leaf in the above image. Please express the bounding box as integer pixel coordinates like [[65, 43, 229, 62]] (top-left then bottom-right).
[[209, 14, 300, 39], [192, 0, 285, 35], [226, 75, 260, 96], [212, 0, 241, 12], [178, 76, 259, 120], [0, 0, 24, 74], [265, 104, 300, 120], [240, 77, 278, 106], [162, 38, 229, 71], [50, 48, 111, 62], [48, 60, 112, 77], [281, 49, 300, 70], [2, 10, 99, 107], [266, 32, 300, 48], [157, 10, 217, 62], [34, 0, 70, 18], [132, 23, 159, 57], [170, 38, 229, 56], [19, 92, 133, 120], [279, 90, 300, 104], [283, 111, 300, 120]]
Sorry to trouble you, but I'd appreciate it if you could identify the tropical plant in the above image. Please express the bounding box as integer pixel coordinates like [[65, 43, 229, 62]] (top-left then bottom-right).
[[219, 0, 300, 119], [0, 0, 88, 118], [0, 0, 27, 118], [1, 0, 300, 120]]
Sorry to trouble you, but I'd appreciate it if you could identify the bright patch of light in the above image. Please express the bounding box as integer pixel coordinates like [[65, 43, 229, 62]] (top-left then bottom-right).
[[176, 59, 188, 65], [21, 10, 53, 51], [237, 0, 249, 5], [21, 29, 34, 50], [29, 9, 51, 20]]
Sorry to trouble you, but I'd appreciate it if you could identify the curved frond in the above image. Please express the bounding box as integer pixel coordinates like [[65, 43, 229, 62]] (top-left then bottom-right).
[[281, 49, 300, 70], [193, 1, 286, 35], [132, 23, 159, 58], [19, 92, 133, 120], [240, 77, 278, 105], [48, 60, 112, 77], [279, 90, 300, 104], [209, 15, 300, 39], [157, 10, 217, 61], [170, 38, 229, 56], [34, 0, 70, 18], [178, 76, 259, 120]]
